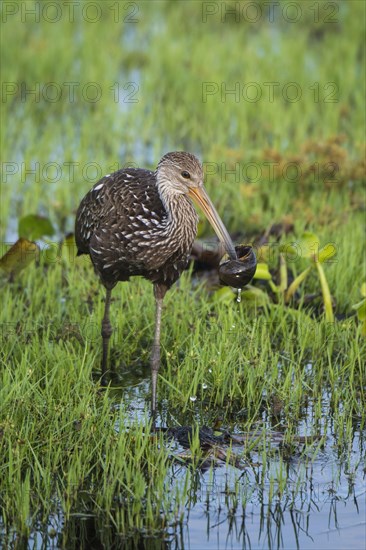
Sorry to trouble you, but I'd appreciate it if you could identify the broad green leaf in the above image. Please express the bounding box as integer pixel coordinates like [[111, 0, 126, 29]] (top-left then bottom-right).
[[279, 242, 298, 256], [0, 238, 39, 276], [352, 299, 366, 320], [318, 243, 337, 263], [212, 287, 236, 304], [353, 294, 366, 336], [299, 231, 320, 259], [239, 286, 270, 306], [213, 284, 270, 307], [358, 301, 366, 321], [280, 232, 320, 260], [361, 283, 366, 298], [18, 214, 55, 241], [253, 263, 272, 280]]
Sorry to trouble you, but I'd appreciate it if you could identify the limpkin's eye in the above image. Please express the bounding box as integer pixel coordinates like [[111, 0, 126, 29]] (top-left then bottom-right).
[[181, 171, 191, 179]]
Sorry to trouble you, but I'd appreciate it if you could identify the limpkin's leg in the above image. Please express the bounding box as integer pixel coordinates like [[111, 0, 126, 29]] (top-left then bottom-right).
[[101, 287, 113, 385], [151, 283, 167, 416]]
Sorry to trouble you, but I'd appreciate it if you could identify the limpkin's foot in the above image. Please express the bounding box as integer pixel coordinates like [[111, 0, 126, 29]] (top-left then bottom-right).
[[100, 372, 109, 387]]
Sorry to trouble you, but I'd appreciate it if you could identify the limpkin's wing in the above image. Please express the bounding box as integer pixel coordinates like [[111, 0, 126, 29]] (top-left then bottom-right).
[[75, 173, 114, 255], [75, 168, 161, 252], [75, 168, 170, 278]]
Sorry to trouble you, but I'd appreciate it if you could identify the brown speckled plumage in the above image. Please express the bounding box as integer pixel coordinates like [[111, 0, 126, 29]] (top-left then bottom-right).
[[75, 151, 235, 417], [75, 162, 198, 289]]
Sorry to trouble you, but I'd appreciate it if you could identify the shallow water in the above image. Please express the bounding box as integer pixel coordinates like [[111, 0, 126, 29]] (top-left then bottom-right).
[[98, 374, 366, 549], [174, 440, 365, 549], [2, 367, 364, 549]]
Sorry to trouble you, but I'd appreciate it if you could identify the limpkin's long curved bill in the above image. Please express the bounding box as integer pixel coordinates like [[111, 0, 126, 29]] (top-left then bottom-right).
[[188, 186, 237, 260]]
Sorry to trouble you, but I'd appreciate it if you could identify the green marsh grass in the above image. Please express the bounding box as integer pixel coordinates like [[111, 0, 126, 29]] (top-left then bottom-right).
[[1, 0, 365, 545]]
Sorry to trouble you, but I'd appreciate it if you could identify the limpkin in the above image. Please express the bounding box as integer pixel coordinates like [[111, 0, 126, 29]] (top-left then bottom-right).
[[75, 151, 237, 414]]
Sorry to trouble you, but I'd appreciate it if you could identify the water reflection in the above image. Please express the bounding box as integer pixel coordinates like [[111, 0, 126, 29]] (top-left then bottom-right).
[[34, 469, 362, 550], [99, 376, 366, 549], [1, 376, 364, 550], [173, 453, 365, 550]]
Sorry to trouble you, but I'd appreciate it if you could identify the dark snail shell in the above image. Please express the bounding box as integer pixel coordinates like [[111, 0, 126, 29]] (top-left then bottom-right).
[[218, 245, 257, 288]]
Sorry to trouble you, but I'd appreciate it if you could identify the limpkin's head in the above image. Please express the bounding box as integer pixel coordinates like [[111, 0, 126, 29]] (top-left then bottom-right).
[[157, 152, 237, 260], [157, 151, 203, 194]]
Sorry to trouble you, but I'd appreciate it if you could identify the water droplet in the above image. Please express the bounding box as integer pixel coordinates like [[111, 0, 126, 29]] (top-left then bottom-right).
[[202, 383, 208, 390], [237, 288, 242, 303], [190, 396, 197, 402]]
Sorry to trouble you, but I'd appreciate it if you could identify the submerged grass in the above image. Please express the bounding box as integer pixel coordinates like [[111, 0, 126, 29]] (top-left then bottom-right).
[[1, 0, 365, 546], [0, 320, 185, 539]]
